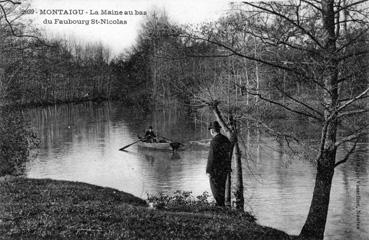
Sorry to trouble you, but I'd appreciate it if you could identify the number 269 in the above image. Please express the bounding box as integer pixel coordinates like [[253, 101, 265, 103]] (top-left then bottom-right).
[[22, 9, 35, 14]]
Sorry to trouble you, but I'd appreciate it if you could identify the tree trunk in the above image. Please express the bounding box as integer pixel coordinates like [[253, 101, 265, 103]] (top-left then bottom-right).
[[210, 102, 245, 210], [254, 37, 260, 104], [299, 149, 336, 239], [233, 142, 244, 210], [300, 1, 338, 238]]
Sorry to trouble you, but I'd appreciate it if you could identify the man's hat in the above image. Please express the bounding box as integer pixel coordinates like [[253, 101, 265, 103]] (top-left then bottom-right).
[[208, 121, 221, 130]]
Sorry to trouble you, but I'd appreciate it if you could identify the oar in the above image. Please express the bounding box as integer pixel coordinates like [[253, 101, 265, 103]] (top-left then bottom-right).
[[119, 139, 141, 151], [157, 135, 185, 151], [157, 135, 181, 144]]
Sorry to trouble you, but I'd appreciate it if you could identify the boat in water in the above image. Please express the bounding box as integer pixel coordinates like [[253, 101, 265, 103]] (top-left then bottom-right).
[[138, 141, 174, 150], [137, 137, 184, 151]]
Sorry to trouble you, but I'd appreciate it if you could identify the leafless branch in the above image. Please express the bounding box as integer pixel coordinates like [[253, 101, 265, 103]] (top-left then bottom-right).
[[184, 53, 235, 58], [337, 108, 369, 118], [275, 85, 324, 118], [337, 87, 369, 112], [336, 26, 369, 54], [337, 48, 369, 62], [334, 139, 359, 168], [301, 0, 322, 11], [335, 127, 368, 147], [180, 33, 295, 73], [238, 115, 300, 144], [0, 3, 53, 47], [238, 23, 320, 55], [246, 89, 323, 121], [338, 71, 358, 83], [335, 19, 369, 25], [334, 0, 369, 14], [335, 0, 342, 37], [339, 94, 369, 102], [242, 1, 324, 49], [0, 0, 20, 4]]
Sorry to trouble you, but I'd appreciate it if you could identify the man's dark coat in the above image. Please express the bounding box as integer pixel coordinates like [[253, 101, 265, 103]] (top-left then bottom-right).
[[206, 133, 232, 206]]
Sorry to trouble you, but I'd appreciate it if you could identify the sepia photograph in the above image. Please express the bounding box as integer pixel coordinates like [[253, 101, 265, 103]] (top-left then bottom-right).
[[0, 0, 368, 239]]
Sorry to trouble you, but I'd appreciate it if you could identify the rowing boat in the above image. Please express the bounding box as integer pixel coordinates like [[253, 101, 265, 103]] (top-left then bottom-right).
[[137, 141, 173, 150]]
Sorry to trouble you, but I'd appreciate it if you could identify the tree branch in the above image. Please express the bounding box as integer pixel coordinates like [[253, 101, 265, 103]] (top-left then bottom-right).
[[238, 114, 300, 144], [245, 88, 323, 121], [180, 33, 295, 73], [301, 0, 322, 11], [0, 0, 21, 4], [242, 1, 324, 49], [239, 23, 321, 55], [337, 87, 369, 112], [339, 95, 369, 102], [184, 53, 235, 58], [337, 108, 369, 118], [337, 48, 369, 62], [334, 0, 369, 14], [335, 127, 368, 148], [334, 139, 358, 168], [0, 3, 53, 47], [208, 100, 232, 133], [275, 85, 324, 118], [336, 26, 369, 54]]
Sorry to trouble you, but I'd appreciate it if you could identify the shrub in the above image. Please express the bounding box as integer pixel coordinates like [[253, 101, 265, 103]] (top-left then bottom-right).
[[146, 190, 256, 222], [0, 107, 39, 176]]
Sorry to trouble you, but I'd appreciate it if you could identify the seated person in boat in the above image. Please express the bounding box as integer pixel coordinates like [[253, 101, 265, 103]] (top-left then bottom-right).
[[144, 126, 157, 143]]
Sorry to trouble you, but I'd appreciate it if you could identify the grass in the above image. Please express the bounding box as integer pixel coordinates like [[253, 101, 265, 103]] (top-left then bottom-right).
[[0, 177, 291, 240]]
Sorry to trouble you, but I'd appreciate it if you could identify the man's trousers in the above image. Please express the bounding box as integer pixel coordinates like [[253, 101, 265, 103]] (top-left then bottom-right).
[[209, 173, 227, 206]]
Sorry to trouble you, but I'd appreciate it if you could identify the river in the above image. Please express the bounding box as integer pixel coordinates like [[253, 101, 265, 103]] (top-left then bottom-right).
[[24, 101, 368, 239]]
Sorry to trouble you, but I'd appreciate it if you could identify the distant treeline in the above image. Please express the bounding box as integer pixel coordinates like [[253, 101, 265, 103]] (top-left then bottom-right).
[[0, 3, 368, 114], [0, 34, 124, 106], [0, 2, 146, 107], [120, 10, 368, 117]]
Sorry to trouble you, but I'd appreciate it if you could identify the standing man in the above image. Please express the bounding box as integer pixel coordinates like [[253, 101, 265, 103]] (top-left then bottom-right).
[[206, 121, 232, 206]]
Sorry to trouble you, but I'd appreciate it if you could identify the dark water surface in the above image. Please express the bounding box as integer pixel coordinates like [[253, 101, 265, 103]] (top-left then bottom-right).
[[25, 102, 369, 239]]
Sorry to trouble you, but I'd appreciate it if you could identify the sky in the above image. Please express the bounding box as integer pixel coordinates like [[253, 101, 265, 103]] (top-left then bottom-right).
[[27, 0, 234, 56]]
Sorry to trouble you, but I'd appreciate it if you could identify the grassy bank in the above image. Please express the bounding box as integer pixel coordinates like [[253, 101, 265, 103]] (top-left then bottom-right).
[[0, 178, 291, 240]]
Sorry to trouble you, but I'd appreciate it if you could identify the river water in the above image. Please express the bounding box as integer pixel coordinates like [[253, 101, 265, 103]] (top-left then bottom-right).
[[24, 101, 368, 239]]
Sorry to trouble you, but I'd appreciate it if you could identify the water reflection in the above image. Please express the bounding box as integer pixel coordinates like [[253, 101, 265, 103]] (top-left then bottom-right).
[[25, 102, 368, 240], [326, 143, 369, 239]]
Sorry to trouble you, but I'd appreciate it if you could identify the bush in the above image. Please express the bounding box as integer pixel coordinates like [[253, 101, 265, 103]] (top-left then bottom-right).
[[0, 107, 39, 176], [147, 190, 256, 222], [147, 191, 211, 210]]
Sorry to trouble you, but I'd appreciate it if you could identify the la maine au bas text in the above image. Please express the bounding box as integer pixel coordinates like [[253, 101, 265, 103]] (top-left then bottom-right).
[[38, 9, 147, 25]]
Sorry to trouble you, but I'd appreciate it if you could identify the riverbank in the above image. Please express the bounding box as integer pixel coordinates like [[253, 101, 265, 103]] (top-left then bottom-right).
[[0, 96, 111, 109], [0, 177, 291, 239]]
